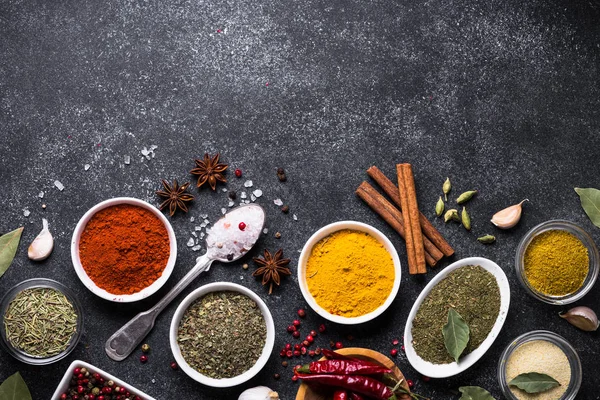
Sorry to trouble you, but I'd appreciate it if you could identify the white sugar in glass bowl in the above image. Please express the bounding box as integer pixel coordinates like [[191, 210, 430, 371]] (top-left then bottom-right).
[[71, 197, 177, 302]]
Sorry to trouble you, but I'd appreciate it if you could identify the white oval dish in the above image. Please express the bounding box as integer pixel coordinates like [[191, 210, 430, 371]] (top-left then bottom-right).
[[297, 221, 402, 325], [169, 282, 275, 388], [71, 197, 177, 302], [404, 256, 510, 378]]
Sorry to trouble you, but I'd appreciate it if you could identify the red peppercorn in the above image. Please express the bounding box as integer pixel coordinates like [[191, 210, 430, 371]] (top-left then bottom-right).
[[234, 168, 242, 177], [291, 375, 299, 382], [97, 397, 105, 400], [392, 339, 400, 346], [390, 348, 398, 357], [140, 355, 148, 363], [280, 349, 286, 357], [102, 386, 112, 394], [293, 319, 301, 327], [319, 324, 326, 333], [60, 394, 68, 400], [407, 379, 414, 388], [401, 345, 405, 352], [171, 362, 178, 370], [293, 330, 300, 338], [294, 344, 302, 350], [306, 335, 314, 343], [310, 330, 317, 337], [285, 343, 292, 350], [77, 386, 85, 394], [286, 350, 293, 358], [238, 222, 246, 231], [287, 325, 296, 333], [422, 375, 430, 382], [74, 368, 81, 375], [309, 350, 316, 357], [293, 350, 301, 357], [274, 373, 280, 380], [297, 309, 306, 318], [302, 340, 310, 347], [301, 347, 307, 355], [335, 342, 343, 349], [89, 395, 96, 400]]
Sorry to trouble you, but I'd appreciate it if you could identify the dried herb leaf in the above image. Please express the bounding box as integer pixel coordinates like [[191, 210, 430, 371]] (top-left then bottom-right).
[[508, 372, 560, 393], [0, 227, 24, 279], [0, 372, 33, 400], [442, 308, 470, 363], [575, 187, 600, 228], [458, 386, 496, 400]]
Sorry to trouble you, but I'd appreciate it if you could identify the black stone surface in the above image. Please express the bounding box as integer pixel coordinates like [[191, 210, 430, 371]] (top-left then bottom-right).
[[1, 0, 600, 398]]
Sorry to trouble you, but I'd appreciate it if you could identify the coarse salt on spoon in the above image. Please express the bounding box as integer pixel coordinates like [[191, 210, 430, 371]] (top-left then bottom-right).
[[105, 204, 266, 361]]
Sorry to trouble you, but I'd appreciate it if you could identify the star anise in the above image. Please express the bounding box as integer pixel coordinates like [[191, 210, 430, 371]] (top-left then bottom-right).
[[252, 249, 291, 295], [156, 179, 195, 216], [190, 153, 228, 190]]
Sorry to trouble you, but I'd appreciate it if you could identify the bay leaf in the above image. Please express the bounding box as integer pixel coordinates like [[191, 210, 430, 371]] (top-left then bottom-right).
[[458, 386, 496, 400], [0, 372, 32, 400], [575, 187, 600, 228], [508, 372, 560, 393], [0, 227, 24, 279], [442, 308, 470, 363]]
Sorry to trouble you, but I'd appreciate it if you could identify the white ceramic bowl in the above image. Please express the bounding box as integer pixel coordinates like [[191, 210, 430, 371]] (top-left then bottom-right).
[[404, 256, 511, 378], [51, 359, 156, 400], [71, 197, 177, 302], [169, 282, 275, 387], [297, 221, 402, 325]]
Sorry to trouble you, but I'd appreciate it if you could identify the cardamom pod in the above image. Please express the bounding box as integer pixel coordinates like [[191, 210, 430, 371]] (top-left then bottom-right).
[[461, 207, 471, 230], [435, 196, 445, 217], [443, 178, 451, 201], [444, 209, 460, 223], [456, 190, 478, 204], [477, 234, 496, 244]]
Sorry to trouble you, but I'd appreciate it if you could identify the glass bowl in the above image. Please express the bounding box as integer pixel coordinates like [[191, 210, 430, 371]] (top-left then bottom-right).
[[515, 219, 599, 305], [498, 330, 582, 400], [0, 278, 84, 365]]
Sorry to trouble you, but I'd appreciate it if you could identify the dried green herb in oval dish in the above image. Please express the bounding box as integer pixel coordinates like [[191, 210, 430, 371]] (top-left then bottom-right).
[[177, 291, 267, 379], [411, 265, 501, 364]]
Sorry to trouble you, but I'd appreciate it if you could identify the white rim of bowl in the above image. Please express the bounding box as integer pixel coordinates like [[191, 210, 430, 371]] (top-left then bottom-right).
[[169, 282, 275, 388], [403, 257, 511, 378], [297, 221, 402, 325], [70, 197, 177, 302]]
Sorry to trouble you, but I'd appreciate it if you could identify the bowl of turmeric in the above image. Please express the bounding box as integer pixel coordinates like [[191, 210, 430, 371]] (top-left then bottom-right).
[[297, 221, 401, 325]]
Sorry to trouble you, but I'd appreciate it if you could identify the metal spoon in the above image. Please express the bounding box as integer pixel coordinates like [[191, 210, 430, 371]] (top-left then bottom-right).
[[105, 204, 266, 361]]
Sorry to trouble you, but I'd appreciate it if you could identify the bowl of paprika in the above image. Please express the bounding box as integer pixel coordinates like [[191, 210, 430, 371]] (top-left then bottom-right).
[[71, 197, 177, 302]]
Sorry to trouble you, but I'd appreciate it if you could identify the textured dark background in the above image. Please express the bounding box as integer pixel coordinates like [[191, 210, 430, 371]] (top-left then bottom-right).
[[1, 0, 600, 398]]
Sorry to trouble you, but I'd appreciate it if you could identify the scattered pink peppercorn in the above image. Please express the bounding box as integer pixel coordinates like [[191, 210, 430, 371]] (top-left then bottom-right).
[[335, 342, 343, 349], [140, 355, 148, 363], [301, 347, 307, 355], [392, 339, 400, 346], [401, 345, 405, 351], [287, 325, 296, 333], [285, 343, 292, 350], [234, 168, 242, 177], [170, 362, 178, 370], [407, 379, 414, 389], [293, 319, 301, 327], [306, 335, 314, 343], [293, 330, 300, 338], [294, 344, 302, 351], [238, 222, 246, 230], [286, 350, 293, 358], [390, 348, 398, 357], [302, 340, 310, 347], [309, 350, 316, 357], [319, 324, 326, 333], [297, 309, 306, 318], [310, 330, 317, 337], [291, 375, 298, 382], [422, 375, 430, 382], [293, 350, 301, 357], [280, 349, 287, 357]]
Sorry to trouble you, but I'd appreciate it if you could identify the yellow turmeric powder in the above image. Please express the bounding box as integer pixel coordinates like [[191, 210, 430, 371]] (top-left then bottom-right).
[[524, 229, 589, 296], [305, 229, 395, 317]]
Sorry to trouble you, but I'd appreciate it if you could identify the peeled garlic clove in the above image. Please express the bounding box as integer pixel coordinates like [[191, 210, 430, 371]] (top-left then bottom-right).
[[28, 218, 54, 261], [559, 306, 599, 331], [238, 386, 279, 400], [490, 199, 528, 229]]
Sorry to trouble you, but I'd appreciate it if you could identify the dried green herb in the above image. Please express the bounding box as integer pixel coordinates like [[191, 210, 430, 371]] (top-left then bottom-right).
[[411, 265, 500, 364], [442, 308, 470, 363], [574, 187, 600, 228], [177, 291, 266, 379], [458, 386, 496, 400], [0, 372, 32, 400], [508, 372, 560, 393], [0, 227, 24, 279], [3, 288, 78, 357]]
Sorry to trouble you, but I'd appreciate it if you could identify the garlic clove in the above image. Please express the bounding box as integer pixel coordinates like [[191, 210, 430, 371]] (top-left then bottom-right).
[[559, 306, 599, 331], [490, 199, 528, 229], [238, 386, 279, 400], [28, 218, 54, 261]]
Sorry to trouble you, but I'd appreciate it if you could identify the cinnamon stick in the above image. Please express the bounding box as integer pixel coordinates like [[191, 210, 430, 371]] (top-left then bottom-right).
[[367, 166, 454, 257], [356, 182, 441, 268], [397, 164, 427, 274]]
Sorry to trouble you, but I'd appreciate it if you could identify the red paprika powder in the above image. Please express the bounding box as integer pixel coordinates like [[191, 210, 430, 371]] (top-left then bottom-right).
[[79, 204, 170, 295]]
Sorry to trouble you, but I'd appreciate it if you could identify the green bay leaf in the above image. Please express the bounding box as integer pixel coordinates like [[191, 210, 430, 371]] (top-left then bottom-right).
[[575, 187, 600, 228], [0, 372, 32, 400], [0, 227, 24, 279], [458, 386, 496, 400], [442, 308, 470, 363], [508, 372, 560, 393]]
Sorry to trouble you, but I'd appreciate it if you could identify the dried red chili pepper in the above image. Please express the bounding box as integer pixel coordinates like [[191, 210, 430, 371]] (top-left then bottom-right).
[[295, 373, 396, 400], [296, 360, 391, 375], [321, 349, 380, 366], [349, 393, 366, 400], [334, 390, 349, 400]]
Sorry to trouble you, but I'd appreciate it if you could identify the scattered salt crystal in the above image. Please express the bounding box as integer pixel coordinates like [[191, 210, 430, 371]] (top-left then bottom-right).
[[187, 238, 195, 247], [200, 222, 207, 228], [192, 245, 202, 251], [244, 200, 250, 204], [274, 198, 283, 206], [200, 232, 205, 239], [192, 232, 198, 237], [201, 214, 208, 219], [240, 192, 247, 199], [228, 201, 235, 207], [84, 164, 91, 171], [263, 228, 269, 234], [195, 226, 202, 231], [195, 238, 199, 244], [204, 219, 210, 225], [221, 208, 227, 215], [23, 209, 30, 217], [190, 216, 195, 222], [152, 379, 156, 384], [141, 145, 158, 160], [222, 188, 228, 192], [240, 202, 245, 206], [293, 214, 298, 221], [244, 180, 253, 188], [250, 194, 256, 202], [54, 180, 65, 191], [141, 147, 150, 158], [124, 155, 131, 164], [253, 189, 263, 198], [38, 191, 44, 198]]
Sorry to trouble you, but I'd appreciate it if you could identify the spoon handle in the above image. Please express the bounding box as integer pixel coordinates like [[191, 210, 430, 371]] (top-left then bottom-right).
[[104, 254, 214, 361]]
